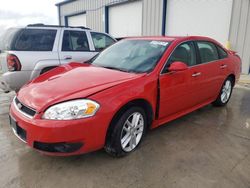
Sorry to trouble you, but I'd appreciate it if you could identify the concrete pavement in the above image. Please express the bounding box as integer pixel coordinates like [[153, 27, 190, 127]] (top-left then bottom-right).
[[238, 74, 250, 88], [0, 76, 250, 188]]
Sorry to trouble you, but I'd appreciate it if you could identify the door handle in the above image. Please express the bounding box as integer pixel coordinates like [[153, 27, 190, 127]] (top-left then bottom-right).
[[64, 55, 72, 60], [220, 64, 227, 69], [192, 72, 201, 77]]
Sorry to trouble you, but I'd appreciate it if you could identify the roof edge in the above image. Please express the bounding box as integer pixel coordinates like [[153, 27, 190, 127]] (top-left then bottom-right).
[[55, 0, 76, 6]]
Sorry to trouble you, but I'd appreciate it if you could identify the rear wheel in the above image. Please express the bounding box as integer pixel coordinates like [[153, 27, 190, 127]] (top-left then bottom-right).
[[213, 77, 233, 106], [105, 107, 146, 157]]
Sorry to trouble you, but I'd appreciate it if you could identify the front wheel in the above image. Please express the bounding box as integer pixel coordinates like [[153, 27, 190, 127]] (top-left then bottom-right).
[[105, 107, 147, 157], [213, 77, 233, 106]]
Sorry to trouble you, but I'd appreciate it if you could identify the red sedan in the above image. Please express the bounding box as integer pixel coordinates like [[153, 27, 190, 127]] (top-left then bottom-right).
[[9, 36, 241, 156]]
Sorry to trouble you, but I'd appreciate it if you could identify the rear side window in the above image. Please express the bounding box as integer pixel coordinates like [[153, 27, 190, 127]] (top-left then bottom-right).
[[62, 30, 89, 51], [13, 29, 56, 51], [0, 28, 21, 51], [217, 45, 228, 59], [91, 32, 115, 52], [197, 41, 219, 63]]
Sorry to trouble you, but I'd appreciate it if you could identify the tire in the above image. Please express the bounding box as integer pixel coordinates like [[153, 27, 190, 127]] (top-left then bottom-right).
[[105, 107, 147, 157], [213, 77, 233, 106]]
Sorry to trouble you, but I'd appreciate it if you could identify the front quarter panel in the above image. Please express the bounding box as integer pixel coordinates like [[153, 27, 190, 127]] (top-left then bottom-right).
[[89, 74, 158, 129]]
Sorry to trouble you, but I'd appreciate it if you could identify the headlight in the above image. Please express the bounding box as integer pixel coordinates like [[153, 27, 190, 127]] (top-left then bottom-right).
[[42, 99, 100, 120]]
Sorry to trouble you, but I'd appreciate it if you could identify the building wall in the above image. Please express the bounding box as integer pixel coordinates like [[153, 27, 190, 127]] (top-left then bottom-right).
[[142, 0, 163, 36], [58, 0, 250, 74], [58, 0, 163, 35], [59, 0, 110, 31], [229, 0, 250, 74], [165, 0, 233, 45]]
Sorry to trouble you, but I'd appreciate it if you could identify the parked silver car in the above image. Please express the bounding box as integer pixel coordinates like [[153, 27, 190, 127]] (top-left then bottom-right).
[[0, 24, 116, 93]]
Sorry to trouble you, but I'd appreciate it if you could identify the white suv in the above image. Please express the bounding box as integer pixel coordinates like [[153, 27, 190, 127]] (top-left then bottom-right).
[[0, 24, 116, 93]]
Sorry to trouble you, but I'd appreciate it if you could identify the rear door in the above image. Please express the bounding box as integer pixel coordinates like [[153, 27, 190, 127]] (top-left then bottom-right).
[[216, 44, 231, 80], [59, 29, 97, 65], [195, 41, 223, 101], [159, 41, 203, 119]]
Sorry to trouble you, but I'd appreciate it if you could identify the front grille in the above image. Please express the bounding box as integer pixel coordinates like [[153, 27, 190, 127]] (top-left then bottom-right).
[[14, 97, 36, 117]]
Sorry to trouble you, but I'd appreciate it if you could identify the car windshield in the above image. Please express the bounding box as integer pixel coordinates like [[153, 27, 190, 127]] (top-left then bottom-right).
[[91, 40, 170, 73]]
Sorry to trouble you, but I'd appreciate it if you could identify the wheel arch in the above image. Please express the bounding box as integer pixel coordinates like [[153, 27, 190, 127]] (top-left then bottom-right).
[[40, 66, 58, 75], [105, 98, 154, 143], [227, 73, 236, 86]]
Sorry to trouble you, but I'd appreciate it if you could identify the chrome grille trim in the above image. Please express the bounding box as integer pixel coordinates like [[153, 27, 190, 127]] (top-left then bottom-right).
[[13, 96, 36, 119]]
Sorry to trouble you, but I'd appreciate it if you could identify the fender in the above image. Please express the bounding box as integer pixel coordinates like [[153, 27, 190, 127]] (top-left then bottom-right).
[[30, 59, 60, 80]]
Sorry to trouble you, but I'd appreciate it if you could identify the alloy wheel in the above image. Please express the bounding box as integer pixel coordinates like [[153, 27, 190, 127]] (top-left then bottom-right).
[[221, 80, 232, 103], [120, 112, 144, 152]]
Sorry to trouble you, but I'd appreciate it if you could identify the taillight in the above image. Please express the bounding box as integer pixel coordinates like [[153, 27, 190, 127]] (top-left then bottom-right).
[[7, 54, 21, 71]]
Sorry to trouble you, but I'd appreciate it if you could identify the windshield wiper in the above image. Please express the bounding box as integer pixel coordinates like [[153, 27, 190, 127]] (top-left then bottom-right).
[[102, 66, 130, 73]]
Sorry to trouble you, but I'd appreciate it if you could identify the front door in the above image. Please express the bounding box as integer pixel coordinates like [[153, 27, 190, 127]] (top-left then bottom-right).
[[159, 41, 202, 119]]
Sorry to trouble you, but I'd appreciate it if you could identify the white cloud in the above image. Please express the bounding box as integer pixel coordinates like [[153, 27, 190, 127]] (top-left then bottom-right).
[[0, 0, 61, 34]]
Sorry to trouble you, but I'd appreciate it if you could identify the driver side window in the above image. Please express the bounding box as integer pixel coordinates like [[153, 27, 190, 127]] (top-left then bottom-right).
[[162, 42, 196, 73]]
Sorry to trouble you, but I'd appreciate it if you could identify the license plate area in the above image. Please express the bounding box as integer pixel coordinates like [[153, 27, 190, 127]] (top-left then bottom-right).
[[9, 115, 27, 143]]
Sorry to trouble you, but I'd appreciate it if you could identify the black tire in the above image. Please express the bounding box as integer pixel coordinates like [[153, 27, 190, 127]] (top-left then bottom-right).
[[105, 106, 147, 157], [213, 77, 233, 107]]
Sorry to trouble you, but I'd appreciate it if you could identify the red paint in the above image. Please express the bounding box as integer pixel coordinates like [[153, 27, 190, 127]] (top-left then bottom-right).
[[10, 36, 241, 156]]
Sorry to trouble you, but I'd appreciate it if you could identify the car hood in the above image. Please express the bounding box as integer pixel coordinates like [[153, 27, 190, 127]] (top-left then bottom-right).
[[17, 63, 145, 112]]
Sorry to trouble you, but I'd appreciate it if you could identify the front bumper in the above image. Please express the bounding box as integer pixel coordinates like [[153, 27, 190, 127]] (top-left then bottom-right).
[[9, 101, 111, 156]]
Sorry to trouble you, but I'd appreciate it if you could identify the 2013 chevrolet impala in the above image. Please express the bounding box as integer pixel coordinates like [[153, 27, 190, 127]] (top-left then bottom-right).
[[9, 36, 241, 157]]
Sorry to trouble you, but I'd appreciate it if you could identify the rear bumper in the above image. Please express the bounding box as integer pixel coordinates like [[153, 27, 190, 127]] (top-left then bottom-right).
[[1, 71, 32, 92], [0, 77, 11, 93]]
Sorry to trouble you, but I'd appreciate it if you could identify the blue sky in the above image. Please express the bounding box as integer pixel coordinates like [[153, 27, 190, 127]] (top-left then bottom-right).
[[0, 0, 61, 35]]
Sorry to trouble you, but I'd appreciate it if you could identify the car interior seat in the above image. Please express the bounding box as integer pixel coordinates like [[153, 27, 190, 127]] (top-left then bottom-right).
[[76, 37, 89, 51], [199, 48, 217, 63], [170, 46, 189, 65]]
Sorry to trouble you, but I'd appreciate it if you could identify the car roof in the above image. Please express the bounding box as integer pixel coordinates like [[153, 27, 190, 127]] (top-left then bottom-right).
[[124, 36, 217, 43]]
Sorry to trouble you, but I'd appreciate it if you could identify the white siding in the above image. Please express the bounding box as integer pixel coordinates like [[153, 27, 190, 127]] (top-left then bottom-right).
[[165, 0, 233, 45], [229, 0, 250, 74], [109, 1, 142, 37], [68, 13, 87, 26]]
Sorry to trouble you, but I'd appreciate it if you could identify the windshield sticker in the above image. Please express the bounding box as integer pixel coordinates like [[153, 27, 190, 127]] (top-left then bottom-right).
[[150, 41, 169, 46]]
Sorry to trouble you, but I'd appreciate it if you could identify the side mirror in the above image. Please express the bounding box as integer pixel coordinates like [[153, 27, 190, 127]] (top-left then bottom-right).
[[168, 61, 188, 72]]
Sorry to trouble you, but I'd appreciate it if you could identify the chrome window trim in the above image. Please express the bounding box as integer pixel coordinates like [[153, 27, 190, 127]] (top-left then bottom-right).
[[160, 40, 195, 75], [160, 40, 224, 75]]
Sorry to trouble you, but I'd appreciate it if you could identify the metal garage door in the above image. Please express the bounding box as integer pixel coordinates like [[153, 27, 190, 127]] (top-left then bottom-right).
[[67, 13, 87, 27], [109, 1, 142, 38], [165, 0, 233, 45]]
